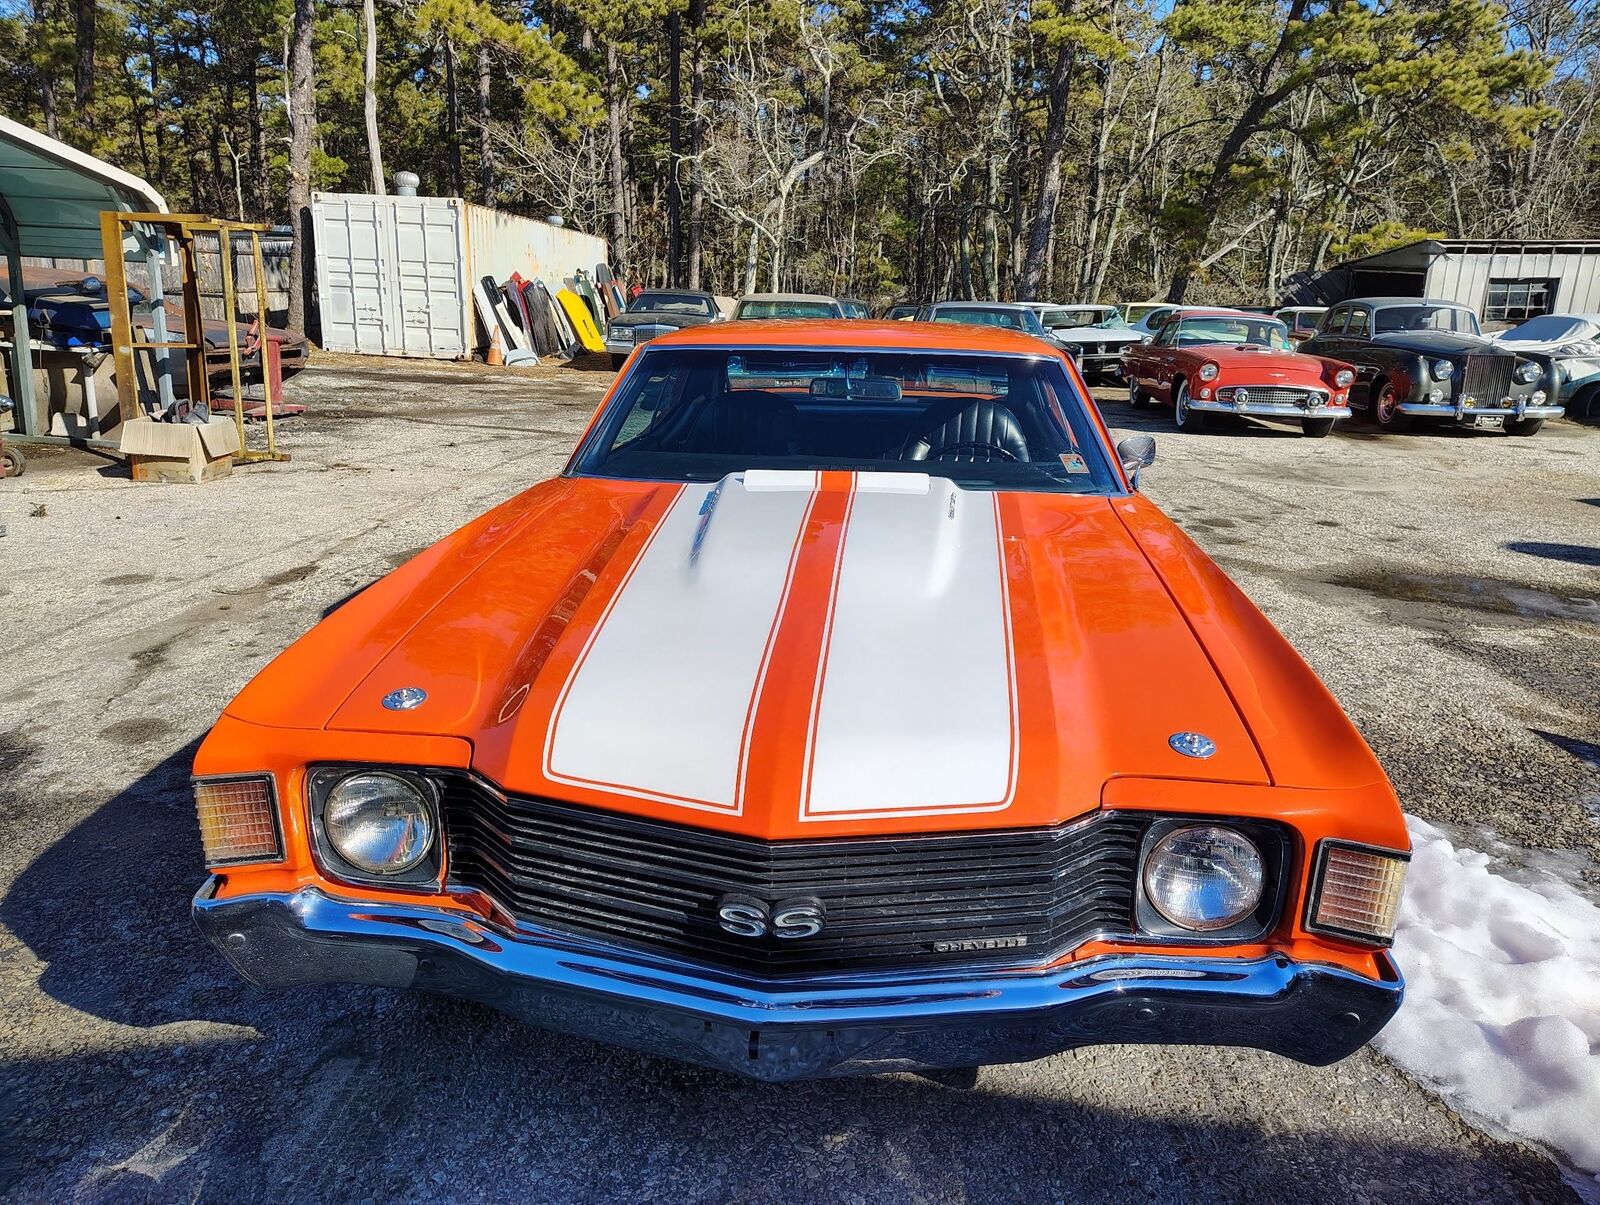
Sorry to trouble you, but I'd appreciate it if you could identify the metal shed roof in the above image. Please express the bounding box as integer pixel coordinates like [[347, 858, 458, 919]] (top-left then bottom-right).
[[0, 114, 166, 259], [1339, 239, 1600, 272]]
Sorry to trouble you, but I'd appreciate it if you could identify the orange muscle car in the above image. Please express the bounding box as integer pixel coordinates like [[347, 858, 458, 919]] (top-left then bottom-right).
[[1121, 308, 1356, 437], [192, 320, 1409, 1080]]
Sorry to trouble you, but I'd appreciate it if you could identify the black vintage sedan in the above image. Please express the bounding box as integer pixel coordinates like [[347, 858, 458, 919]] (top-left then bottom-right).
[[1299, 297, 1562, 435], [604, 288, 722, 369]]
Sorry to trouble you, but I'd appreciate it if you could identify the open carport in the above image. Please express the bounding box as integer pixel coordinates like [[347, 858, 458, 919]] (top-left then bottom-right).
[[0, 114, 169, 447]]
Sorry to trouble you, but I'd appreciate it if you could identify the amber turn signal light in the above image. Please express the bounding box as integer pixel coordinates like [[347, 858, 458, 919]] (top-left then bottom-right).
[[194, 775, 283, 867], [1306, 840, 1408, 945]]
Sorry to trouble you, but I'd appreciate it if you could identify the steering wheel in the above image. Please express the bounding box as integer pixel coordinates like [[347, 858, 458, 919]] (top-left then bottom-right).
[[924, 441, 1022, 463]]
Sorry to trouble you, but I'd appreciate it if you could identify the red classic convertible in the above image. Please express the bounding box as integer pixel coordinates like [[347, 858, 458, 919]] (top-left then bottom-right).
[[1121, 309, 1355, 437]]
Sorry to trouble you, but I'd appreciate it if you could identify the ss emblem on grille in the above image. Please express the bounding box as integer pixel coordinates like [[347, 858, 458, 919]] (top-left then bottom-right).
[[715, 893, 825, 939]]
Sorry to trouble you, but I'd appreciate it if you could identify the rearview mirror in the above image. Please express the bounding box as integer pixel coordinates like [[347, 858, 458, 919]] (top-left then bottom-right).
[[1116, 435, 1156, 489]]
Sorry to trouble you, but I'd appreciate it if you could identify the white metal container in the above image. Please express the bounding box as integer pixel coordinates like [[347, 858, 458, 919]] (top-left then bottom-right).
[[312, 193, 610, 360]]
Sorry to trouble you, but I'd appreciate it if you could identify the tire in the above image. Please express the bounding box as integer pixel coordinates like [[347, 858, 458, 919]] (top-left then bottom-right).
[[1504, 416, 1545, 437], [1127, 376, 1149, 409], [0, 445, 24, 478], [1173, 379, 1209, 431], [1302, 417, 1335, 438], [1371, 380, 1411, 431]]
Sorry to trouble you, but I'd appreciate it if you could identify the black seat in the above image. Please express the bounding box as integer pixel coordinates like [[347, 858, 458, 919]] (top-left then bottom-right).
[[683, 392, 800, 457], [902, 399, 1029, 463]]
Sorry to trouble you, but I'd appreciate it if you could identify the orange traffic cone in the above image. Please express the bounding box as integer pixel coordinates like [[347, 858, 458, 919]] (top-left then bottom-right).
[[487, 327, 505, 366]]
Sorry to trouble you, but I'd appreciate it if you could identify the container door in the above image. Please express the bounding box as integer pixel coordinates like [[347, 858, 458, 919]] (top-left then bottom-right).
[[387, 198, 467, 359], [312, 195, 393, 354]]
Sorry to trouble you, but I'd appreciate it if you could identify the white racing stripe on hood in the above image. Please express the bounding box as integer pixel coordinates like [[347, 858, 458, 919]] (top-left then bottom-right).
[[544, 471, 817, 813], [803, 481, 1016, 820]]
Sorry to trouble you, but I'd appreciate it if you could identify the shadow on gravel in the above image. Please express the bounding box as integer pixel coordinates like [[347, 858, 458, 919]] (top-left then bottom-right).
[[1506, 540, 1600, 567], [0, 736, 264, 1030]]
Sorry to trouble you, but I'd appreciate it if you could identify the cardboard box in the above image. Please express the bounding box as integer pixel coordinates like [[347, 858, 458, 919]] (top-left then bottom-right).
[[119, 416, 241, 484]]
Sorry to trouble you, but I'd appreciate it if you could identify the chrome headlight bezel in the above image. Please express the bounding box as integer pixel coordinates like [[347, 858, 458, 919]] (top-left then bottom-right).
[[1197, 362, 1220, 382], [1430, 359, 1454, 380], [308, 765, 444, 890], [1133, 818, 1288, 943], [1514, 360, 1542, 385], [1334, 368, 1355, 388], [609, 326, 634, 342]]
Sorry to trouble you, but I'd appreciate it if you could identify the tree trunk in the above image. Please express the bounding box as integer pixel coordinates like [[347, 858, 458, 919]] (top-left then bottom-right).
[[605, 41, 628, 268], [1019, 43, 1073, 300], [363, 0, 385, 194], [444, 35, 463, 197], [686, 0, 705, 289], [286, 0, 317, 339], [250, 61, 267, 218], [477, 45, 494, 205], [73, 0, 95, 111], [666, 10, 683, 286]]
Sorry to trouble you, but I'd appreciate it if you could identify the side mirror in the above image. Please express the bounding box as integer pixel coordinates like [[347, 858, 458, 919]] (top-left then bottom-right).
[[1116, 435, 1156, 489]]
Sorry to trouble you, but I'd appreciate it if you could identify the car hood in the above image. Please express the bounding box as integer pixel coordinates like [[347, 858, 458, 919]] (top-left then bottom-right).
[[608, 311, 714, 330], [227, 473, 1383, 839], [1199, 345, 1338, 377], [1370, 330, 1501, 355], [1051, 325, 1142, 342]]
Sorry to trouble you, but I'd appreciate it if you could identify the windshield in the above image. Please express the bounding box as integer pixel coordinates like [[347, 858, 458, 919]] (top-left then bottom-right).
[[839, 299, 871, 318], [1171, 316, 1292, 350], [630, 292, 715, 317], [1503, 316, 1590, 343], [574, 348, 1118, 494], [1044, 307, 1125, 329], [933, 307, 1048, 336], [1373, 305, 1479, 336], [736, 299, 839, 319]]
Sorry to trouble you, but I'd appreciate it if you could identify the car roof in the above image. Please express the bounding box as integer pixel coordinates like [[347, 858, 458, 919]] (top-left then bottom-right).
[[1168, 307, 1282, 319], [738, 293, 838, 303], [1276, 305, 1325, 312], [928, 300, 1035, 311], [1343, 296, 1473, 309], [637, 287, 715, 299], [643, 318, 1062, 355]]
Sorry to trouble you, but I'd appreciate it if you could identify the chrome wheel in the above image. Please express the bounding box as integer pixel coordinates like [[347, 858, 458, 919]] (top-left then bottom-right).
[[1174, 380, 1207, 430], [1372, 381, 1411, 431]]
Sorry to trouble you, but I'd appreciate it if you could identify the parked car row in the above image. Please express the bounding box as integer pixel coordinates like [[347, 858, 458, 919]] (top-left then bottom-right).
[[604, 289, 1576, 437]]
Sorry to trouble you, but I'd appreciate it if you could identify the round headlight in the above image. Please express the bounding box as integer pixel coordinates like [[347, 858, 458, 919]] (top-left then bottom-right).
[[1430, 359, 1454, 380], [1198, 362, 1219, 382], [1142, 824, 1264, 932], [323, 771, 435, 874], [1514, 361, 1542, 384], [1334, 368, 1354, 388]]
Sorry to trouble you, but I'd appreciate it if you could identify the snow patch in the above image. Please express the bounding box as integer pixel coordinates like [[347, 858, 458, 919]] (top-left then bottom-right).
[[1377, 815, 1600, 1187]]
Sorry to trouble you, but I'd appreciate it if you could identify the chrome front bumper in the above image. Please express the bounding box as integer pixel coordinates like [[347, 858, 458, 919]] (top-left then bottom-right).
[[1399, 400, 1564, 420], [1189, 400, 1353, 419], [194, 879, 1403, 1080]]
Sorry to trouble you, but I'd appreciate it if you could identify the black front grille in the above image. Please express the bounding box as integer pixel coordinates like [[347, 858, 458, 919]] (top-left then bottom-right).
[[1459, 353, 1513, 404], [442, 778, 1147, 977], [1218, 386, 1325, 408]]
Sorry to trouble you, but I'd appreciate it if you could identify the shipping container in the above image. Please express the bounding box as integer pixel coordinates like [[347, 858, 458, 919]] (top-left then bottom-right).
[[311, 193, 610, 359]]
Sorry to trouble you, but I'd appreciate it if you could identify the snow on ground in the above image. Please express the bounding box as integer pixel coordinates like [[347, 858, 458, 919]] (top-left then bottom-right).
[[1377, 815, 1600, 1188]]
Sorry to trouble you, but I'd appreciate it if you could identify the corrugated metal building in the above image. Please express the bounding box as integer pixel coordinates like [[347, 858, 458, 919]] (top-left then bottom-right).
[[1285, 240, 1600, 322]]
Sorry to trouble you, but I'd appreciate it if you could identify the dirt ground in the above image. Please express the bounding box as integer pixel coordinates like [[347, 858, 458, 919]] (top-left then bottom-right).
[[1, 353, 1595, 1202]]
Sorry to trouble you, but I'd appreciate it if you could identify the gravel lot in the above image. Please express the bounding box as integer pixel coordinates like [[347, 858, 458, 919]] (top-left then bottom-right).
[[1, 355, 1595, 1203]]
